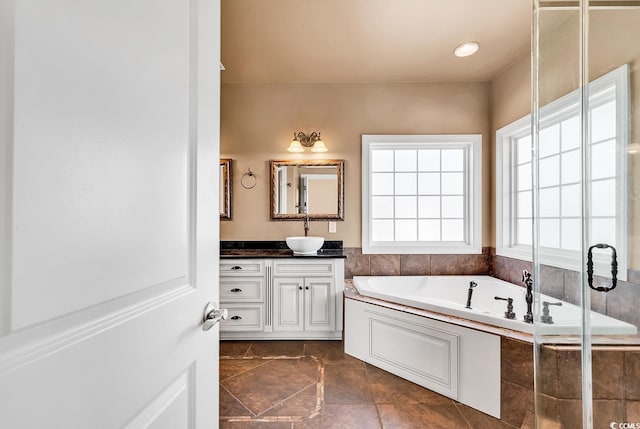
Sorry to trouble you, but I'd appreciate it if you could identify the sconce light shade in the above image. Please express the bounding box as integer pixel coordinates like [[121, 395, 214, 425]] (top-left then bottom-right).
[[287, 139, 305, 153], [287, 131, 328, 153], [310, 139, 328, 152]]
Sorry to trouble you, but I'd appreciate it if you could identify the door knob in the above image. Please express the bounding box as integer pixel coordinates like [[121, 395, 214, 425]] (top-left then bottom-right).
[[202, 302, 228, 331]]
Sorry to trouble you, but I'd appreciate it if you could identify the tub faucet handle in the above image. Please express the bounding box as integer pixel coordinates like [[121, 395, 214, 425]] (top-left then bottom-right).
[[465, 281, 477, 309], [522, 270, 534, 324], [541, 301, 563, 324], [495, 296, 516, 319]]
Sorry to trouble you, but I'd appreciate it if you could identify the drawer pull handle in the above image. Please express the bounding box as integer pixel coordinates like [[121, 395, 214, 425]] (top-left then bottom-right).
[[230, 288, 242, 293], [230, 266, 242, 270], [230, 315, 242, 320]]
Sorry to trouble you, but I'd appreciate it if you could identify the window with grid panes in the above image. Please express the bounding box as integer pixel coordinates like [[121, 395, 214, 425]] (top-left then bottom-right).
[[362, 135, 482, 254], [496, 64, 629, 279]]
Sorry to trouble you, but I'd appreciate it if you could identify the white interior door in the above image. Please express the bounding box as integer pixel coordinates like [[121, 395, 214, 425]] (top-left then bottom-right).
[[0, 0, 220, 428]]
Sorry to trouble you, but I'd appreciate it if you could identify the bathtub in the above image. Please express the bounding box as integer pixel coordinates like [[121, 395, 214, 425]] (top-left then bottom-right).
[[352, 275, 637, 335]]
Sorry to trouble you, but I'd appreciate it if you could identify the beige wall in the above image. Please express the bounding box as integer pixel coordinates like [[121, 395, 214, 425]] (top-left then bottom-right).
[[490, 54, 532, 248], [221, 82, 491, 247]]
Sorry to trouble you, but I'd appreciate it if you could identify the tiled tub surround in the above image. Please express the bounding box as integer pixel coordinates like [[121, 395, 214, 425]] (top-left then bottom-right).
[[344, 247, 491, 278], [502, 340, 640, 428], [344, 246, 640, 330], [490, 250, 640, 331]]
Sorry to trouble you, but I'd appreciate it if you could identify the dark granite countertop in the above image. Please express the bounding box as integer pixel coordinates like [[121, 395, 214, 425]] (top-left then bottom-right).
[[220, 240, 346, 259]]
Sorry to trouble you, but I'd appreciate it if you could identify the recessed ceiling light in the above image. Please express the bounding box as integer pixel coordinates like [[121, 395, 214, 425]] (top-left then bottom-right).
[[454, 41, 480, 58]]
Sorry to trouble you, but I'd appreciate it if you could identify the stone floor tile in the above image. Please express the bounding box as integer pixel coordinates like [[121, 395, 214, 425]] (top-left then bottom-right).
[[223, 358, 319, 416], [323, 361, 373, 404], [220, 358, 269, 382], [455, 403, 514, 429], [318, 404, 381, 428], [261, 384, 321, 419], [303, 340, 360, 364], [365, 363, 452, 405], [377, 403, 470, 429], [247, 341, 305, 357], [221, 341, 253, 357], [220, 421, 292, 429], [220, 386, 253, 418]]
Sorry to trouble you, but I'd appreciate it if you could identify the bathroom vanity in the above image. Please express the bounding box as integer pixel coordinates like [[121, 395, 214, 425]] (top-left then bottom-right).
[[219, 241, 345, 340]]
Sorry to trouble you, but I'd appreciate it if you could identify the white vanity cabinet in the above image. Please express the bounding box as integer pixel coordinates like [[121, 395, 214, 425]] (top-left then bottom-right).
[[273, 276, 335, 333], [219, 259, 266, 332], [220, 258, 344, 340]]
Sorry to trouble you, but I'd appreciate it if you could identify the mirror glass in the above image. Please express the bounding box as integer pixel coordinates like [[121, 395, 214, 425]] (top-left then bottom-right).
[[220, 158, 232, 220], [270, 159, 344, 220]]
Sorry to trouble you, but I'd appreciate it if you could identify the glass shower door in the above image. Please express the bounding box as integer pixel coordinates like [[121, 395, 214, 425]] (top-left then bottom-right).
[[533, 1, 638, 428]]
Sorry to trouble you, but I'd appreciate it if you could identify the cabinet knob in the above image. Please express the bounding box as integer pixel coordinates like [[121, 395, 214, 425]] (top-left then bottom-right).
[[230, 288, 242, 293], [230, 315, 242, 320], [299, 286, 303, 290], [305, 286, 309, 290]]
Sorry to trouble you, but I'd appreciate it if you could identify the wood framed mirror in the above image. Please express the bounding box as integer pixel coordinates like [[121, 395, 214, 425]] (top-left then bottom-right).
[[270, 159, 345, 220], [220, 158, 232, 220]]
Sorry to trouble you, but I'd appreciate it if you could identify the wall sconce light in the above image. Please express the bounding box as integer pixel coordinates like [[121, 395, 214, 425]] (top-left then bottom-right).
[[287, 131, 328, 153]]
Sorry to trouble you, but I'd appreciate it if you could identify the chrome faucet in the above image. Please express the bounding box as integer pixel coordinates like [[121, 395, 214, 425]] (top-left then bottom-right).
[[465, 281, 477, 309], [303, 215, 310, 237], [522, 270, 534, 324]]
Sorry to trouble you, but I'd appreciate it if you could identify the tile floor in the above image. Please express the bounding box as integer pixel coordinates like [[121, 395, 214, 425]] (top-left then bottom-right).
[[219, 340, 518, 429]]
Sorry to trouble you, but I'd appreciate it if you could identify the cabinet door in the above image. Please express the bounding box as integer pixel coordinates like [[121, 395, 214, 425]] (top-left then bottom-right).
[[273, 277, 304, 331], [304, 278, 335, 331]]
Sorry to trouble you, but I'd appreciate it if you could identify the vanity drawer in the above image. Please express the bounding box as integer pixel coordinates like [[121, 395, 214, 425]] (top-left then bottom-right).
[[220, 277, 264, 302], [220, 305, 264, 332], [220, 260, 264, 276], [273, 260, 334, 276]]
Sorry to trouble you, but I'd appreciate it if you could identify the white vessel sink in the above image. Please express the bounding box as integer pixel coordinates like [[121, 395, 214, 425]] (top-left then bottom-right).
[[286, 236, 325, 255]]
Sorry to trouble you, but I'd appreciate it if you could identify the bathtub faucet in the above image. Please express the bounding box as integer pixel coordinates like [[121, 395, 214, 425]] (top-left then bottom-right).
[[495, 296, 516, 319], [465, 281, 477, 309], [522, 270, 534, 324], [541, 301, 563, 324]]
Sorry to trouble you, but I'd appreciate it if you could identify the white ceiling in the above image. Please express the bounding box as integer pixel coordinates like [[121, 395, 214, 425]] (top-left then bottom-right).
[[221, 0, 532, 84]]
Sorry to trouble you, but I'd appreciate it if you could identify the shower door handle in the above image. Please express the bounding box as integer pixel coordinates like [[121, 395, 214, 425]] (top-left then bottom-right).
[[587, 243, 618, 292]]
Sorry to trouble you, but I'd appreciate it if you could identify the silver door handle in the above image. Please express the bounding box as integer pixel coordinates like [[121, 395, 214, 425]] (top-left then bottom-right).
[[202, 302, 228, 331]]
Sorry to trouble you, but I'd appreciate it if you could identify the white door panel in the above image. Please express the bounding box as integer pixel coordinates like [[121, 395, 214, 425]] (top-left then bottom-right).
[[12, 0, 192, 330], [0, 0, 220, 427], [128, 370, 192, 429]]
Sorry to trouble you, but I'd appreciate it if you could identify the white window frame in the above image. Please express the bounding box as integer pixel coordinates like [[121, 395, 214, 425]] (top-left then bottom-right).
[[496, 64, 629, 280], [362, 134, 482, 254]]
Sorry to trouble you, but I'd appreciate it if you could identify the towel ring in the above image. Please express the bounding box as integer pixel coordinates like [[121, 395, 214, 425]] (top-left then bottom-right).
[[241, 169, 257, 189]]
